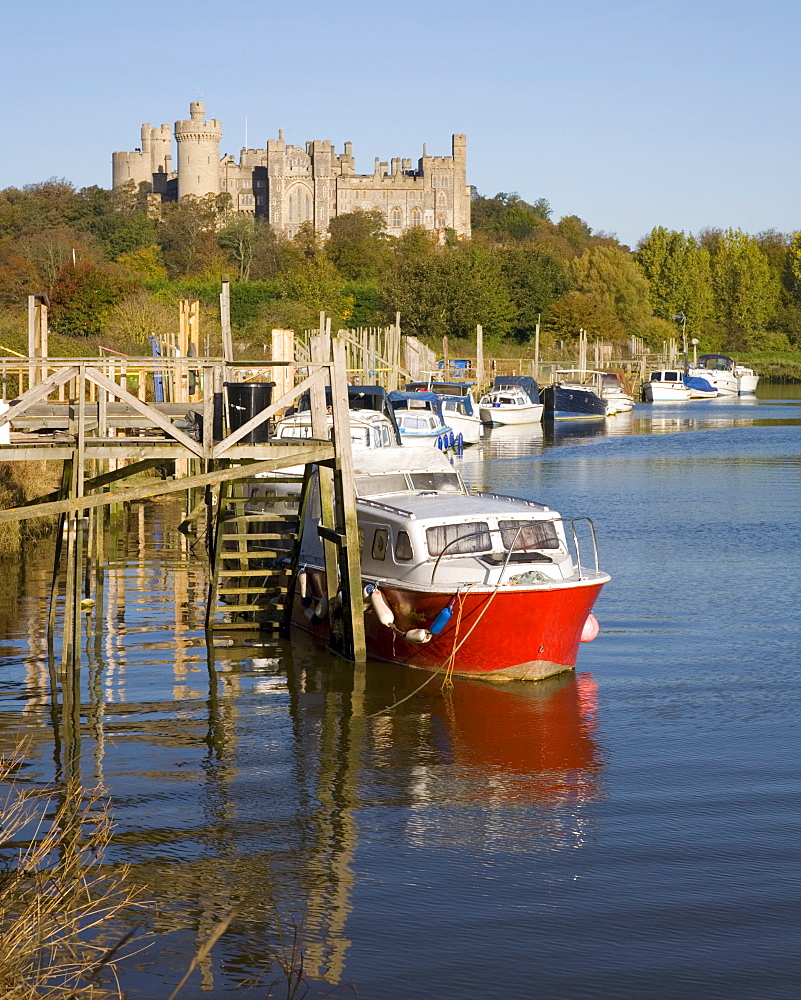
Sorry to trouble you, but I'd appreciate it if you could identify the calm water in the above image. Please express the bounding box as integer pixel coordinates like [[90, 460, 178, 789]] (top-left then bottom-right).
[[1, 388, 800, 999]]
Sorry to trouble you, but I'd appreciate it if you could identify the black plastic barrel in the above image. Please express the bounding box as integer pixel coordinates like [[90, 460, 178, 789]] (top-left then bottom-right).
[[224, 381, 275, 443]]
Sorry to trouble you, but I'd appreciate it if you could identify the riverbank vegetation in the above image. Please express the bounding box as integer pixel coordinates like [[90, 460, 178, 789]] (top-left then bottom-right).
[[1, 179, 800, 369]]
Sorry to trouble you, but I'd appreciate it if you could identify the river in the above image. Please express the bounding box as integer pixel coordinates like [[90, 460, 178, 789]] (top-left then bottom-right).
[[1, 387, 800, 999]]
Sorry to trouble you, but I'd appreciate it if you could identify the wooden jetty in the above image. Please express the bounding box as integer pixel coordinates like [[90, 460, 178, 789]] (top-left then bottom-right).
[[0, 338, 366, 665]]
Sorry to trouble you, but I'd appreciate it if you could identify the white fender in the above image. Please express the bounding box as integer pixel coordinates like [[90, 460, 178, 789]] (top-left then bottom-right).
[[298, 570, 308, 599], [370, 588, 395, 627], [404, 628, 432, 644], [310, 593, 329, 623]]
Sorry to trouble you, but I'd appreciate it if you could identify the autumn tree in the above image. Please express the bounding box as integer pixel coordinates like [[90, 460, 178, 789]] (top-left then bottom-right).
[[159, 194, 230, 277], [49, 261, 131, 336]]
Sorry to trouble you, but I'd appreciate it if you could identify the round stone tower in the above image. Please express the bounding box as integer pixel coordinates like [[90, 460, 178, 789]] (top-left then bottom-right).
[[174, 102, 222, 200]]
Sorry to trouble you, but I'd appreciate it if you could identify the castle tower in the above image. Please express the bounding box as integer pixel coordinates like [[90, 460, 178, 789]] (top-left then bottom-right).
[[112, 121, 172, 190], [450, 134, 471, 238], [174, 102, 222, 200]]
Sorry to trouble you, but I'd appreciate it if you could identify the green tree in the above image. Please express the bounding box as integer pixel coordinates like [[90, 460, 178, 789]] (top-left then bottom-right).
[[327, 209, 391, 280], [570, 242, 653, 333], [471, 191, 551, 242], [499, 243, 572, 341], [709, 229, 778, 349], [635, 227, 712, 334]]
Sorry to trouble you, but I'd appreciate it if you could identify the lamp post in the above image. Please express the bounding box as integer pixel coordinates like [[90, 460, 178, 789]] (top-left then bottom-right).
[[691, 337, 699, 366], [672, 312, 687, 356]]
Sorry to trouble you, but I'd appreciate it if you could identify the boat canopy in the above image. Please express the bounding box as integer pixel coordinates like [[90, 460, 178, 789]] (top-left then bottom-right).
[[489, 375, 540, 403], [406, 380, 475, 397], [389, 390, 448, 423], [696, 354, 734, 371], [294, 384, 401, 444]]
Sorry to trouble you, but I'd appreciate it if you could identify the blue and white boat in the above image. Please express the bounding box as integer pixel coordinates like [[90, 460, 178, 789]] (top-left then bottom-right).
[[405, 379, 483, 444], [389, 390, 456, 450]]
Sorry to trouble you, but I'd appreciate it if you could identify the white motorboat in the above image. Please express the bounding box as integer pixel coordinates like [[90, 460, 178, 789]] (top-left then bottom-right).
[[406, 380, 483, 445], [686, 355, 738, 396], [734, 364, 759, 395], [599, 372, 635, 413], [641, 370, 692, 402], [479, 376, 543, 425], [389, 390, 456, 450]]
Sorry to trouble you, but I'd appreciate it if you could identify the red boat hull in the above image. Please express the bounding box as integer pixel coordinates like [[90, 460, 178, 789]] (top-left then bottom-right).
[[293, 575, 606, 681]]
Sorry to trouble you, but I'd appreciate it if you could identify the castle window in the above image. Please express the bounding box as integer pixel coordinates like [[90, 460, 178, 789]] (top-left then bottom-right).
[[411, 208, 422, 227], [436, 216, 447, 229], [305, 195, 311, 221], [391, 208, 402, 228]]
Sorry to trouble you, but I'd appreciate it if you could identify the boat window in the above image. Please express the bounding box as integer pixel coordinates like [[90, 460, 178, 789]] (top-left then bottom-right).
[[426, 521, 491, 557], [371, 528, 389, 561], [498, 519, 560, 551], [665, 371, 680, 380], [381, 426, 392, 446], [395, 530, 413, 561], [350, 427, 370, 448], [650, 373, 661, 381], [278, 423, 314, 438], [354, 473, 409, 496], [409, 472, 461, 492]]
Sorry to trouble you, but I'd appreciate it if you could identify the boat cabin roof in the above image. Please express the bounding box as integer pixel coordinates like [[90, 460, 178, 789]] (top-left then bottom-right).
[[405, 380, 475, 396]]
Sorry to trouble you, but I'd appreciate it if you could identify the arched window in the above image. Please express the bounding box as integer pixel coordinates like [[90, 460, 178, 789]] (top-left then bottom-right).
[[391, 208, 402, 228], [436, 216, 447, 229], [411, 208, 422, 227]]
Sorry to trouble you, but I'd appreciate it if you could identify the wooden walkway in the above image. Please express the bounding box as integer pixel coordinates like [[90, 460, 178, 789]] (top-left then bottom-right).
[[0, 339, 366, 664]]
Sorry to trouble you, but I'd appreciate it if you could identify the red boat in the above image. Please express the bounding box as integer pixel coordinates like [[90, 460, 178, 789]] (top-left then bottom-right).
[[290, 447, 609, 681]]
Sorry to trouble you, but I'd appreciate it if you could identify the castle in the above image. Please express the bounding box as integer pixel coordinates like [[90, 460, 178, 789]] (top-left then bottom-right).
[[112, 102, 471, 239]]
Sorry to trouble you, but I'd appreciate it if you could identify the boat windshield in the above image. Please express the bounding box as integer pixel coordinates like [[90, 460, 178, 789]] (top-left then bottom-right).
[[355, 473, 409, 496], [426, 522, 491, 556], [410, 472, 461, 492], [498, 519, 560, 550]]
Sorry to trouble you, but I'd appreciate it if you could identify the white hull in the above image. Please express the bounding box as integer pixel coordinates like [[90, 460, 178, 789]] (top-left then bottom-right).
[[480, 402, 543, 426], [445, 412, 483, 444], [737, 374, 759, 395], [642, 383, 691, 402]]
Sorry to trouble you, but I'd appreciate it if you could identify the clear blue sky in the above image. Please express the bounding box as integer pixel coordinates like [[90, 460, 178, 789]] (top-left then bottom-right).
[[3, 0, 799, 247]]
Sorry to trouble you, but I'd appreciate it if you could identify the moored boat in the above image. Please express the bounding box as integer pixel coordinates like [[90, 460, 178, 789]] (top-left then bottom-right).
[[641, 370, 692, 402], [683, 374, 718, 398], [291, 447, 609, 681], [478, 376, 543, 426], [734, 364, 759, 395], [600, 372, 635, 413], [389, 390, 456, 450], [541, 371, 608, 419], [406, 380, 483, 444], [686, 355, 738, 396]]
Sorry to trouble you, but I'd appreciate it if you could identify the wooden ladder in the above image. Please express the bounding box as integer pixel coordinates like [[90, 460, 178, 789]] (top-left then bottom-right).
[[205, 473, 308, 632]]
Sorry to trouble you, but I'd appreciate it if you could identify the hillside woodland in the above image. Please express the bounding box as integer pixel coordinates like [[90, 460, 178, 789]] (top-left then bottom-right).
[[1, 179, 800, 360]]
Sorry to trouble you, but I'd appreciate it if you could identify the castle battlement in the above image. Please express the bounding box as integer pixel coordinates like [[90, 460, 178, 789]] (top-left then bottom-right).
[[112, 102, 471, 238]]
